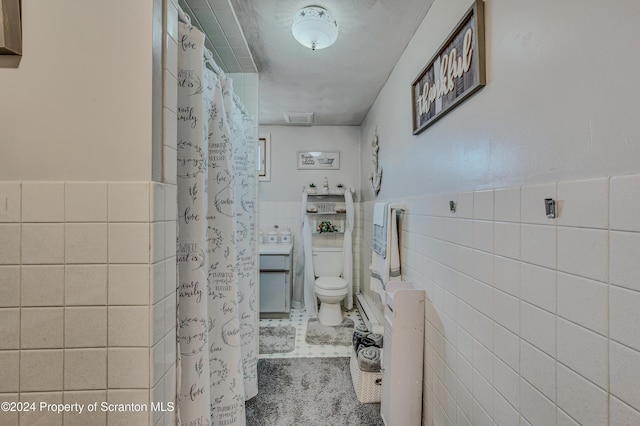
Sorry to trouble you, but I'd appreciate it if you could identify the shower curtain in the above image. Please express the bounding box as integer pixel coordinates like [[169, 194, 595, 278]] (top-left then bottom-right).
[[176, 22, 258, 426]]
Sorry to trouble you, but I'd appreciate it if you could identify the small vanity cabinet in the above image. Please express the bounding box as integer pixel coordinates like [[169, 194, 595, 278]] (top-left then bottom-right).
[[259, 243, 293, 318]]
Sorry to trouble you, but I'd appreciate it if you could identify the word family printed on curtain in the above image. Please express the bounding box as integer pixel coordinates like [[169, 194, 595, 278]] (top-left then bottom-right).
[[176, 21, 257, 426]]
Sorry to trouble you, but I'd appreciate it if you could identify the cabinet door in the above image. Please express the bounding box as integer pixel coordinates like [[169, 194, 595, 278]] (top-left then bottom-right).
[[259, 255, 288, 271], [259, 272, 287, 312]]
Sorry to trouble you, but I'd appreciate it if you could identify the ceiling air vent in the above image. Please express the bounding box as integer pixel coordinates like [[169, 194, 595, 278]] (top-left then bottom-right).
[[283, 112, 314, 126]]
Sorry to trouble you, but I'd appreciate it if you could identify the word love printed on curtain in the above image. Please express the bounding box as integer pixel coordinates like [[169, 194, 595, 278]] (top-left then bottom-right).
[[176, 22, 258, 426]]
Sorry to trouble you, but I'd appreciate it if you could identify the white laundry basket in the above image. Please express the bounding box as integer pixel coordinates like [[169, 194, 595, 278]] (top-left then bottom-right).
[[350, 349, 382, 403]]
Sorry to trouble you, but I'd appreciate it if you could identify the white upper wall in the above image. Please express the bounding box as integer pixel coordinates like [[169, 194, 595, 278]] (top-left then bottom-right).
[[360, 0, 640, 201], [258, 125, 361, 202], [0, 0, 154, 181]]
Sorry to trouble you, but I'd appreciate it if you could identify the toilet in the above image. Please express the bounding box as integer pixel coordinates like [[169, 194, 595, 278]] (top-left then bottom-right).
[[312, 246, 348, 326]]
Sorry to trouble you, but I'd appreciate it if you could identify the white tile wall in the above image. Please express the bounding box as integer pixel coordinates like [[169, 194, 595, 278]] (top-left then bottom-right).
[[610, 174, 640, 232], [22, 223, 65, 264], [556, 317, 608, 390], [21, 265, 64, 306], [0, 182, 21, 222], [0, 180, 178, 424], [65, 265, 108, 306], [557, 363, 608, 426], [65, 182, 108, 222], [360, 174, 640, 426], [21, 182, 65, 222], [0, 266, 20, 307], [610, 230, 640, 292], [520, 339, 556, 402]]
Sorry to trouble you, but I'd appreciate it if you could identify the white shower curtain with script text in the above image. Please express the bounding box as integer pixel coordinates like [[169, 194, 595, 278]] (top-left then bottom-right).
[[176, 22, 257, 426]]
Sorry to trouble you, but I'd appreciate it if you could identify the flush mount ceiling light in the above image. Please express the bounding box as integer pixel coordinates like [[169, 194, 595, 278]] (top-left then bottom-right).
[[292, 6, 338, 51]]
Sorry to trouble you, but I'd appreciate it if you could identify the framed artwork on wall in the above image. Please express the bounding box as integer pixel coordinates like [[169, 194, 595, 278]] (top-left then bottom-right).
[[297, 151, 340, 170], [0, 0, 22, 55], [411, 0, 485, 134]]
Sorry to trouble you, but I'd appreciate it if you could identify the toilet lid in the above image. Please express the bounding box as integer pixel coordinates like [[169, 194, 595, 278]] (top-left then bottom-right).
[[315, 276, 347, 290]]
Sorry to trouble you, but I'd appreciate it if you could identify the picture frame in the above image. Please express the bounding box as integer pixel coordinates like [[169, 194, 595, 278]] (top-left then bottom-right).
[[297, 151, 340, 170], [0, 0, 22, 55], [258, 134, 271, 181], [411, 0, 485, 134]]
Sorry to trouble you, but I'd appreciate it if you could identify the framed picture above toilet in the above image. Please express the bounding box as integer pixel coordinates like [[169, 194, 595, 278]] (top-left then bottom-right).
[[297, 151, 340, 170]]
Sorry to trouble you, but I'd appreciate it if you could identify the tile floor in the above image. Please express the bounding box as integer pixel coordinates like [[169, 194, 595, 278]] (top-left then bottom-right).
[[259, 307, 363, 359]]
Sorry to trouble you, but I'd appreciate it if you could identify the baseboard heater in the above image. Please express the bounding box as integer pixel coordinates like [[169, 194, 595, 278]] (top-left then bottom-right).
[[355, 293, 384, 334]]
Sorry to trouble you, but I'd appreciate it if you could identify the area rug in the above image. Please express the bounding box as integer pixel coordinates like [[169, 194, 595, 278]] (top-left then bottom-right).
[[305, 317, 354, 346], [259, 326, 296, 354], [246, 358, 383, 426]]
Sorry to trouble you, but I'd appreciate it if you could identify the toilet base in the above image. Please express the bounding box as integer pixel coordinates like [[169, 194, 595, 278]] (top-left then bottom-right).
[[318, 301, 344, 326]]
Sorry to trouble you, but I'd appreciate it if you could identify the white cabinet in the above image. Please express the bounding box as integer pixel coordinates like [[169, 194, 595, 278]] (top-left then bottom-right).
[[381, 282, 425, 426], [259, 244, 293, 318]]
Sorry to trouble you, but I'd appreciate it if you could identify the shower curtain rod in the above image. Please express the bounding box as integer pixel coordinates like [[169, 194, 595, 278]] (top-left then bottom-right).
[[177, 5, 251, 117], [177, 7, 223, 76]]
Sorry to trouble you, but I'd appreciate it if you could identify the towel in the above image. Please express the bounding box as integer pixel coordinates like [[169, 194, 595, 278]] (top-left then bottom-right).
[[353, 330, 371, 353], [370, 204, 402, 302], [357, 346, 381, 372], [352, 324, 370, 352], [372, 202, 389, 257], [373, 202, 386, 226], [356, 336, 377, 354], [354, 323, 369, 334], [367, 333, 383, 348]]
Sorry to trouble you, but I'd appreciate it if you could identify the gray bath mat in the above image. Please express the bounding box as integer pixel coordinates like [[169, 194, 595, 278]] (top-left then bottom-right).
[[259, 326, 296, 354], [305, 317, 354, 346], [246, 358, 383, 425]]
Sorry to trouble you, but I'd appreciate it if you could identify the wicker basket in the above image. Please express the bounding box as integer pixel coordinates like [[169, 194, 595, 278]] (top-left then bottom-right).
[[350, 350, 382, 403]]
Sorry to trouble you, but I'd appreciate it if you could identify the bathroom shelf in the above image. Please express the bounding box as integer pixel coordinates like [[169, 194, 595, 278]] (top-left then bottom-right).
[[304, 190, 350, 196], [312, 231, 344, 235], [305, 212, 346, 215]]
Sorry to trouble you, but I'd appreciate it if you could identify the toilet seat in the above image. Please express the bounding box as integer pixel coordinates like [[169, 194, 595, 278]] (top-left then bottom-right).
[[315, 276, 347, 291]]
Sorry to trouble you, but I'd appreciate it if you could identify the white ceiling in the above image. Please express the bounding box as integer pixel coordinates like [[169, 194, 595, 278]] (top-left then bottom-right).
[[180, 0, 435, 126]]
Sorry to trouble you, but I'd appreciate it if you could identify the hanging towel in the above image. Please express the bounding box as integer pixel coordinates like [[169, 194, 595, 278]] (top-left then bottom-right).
[[370, 205, 402, 302], [357, 346, 382, 372], [372, 202, 389, 258]]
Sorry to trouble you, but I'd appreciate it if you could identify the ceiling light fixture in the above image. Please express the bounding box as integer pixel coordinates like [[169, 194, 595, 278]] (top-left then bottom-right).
[[292, 6, 338, 51]]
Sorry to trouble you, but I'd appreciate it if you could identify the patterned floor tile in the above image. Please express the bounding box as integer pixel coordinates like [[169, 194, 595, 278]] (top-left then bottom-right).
[[258, 307, 363, 359]]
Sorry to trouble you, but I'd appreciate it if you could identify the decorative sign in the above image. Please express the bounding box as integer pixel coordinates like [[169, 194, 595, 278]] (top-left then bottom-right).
[[369, 132, 382, 195], [297, 151, 340, 170], [412, 0, 485, 134], [0, 0, 22, 55]]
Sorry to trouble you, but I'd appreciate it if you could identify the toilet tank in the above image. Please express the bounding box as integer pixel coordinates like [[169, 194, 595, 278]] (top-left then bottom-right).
[[312, 247, 343, 277]]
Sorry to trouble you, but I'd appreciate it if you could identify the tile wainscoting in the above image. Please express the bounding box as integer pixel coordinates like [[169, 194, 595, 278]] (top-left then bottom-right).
[[0, 181, 177, 426], [360, 174, 640, 426]]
